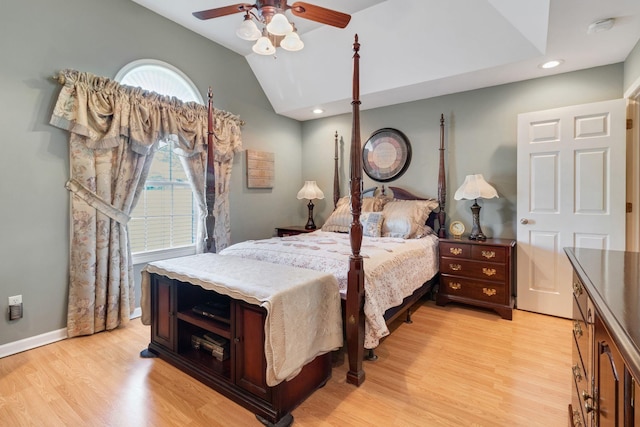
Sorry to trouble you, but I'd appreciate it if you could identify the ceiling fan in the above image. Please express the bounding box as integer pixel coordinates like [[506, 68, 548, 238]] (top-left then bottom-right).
[[193, 1, 351, 54], [193, 1, 351, 29]]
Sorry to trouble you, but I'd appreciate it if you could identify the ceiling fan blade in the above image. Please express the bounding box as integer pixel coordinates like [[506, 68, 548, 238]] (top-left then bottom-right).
[[193, 4, 254, 20], [290, 2, 351, 28]]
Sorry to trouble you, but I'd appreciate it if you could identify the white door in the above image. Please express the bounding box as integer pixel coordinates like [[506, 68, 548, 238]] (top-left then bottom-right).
[[516, 99, 626, 318]]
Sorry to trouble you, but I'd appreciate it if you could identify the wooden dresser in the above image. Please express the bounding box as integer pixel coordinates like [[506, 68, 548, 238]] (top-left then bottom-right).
[[436, 238, 516, 320], [565, 248, 640, 427]]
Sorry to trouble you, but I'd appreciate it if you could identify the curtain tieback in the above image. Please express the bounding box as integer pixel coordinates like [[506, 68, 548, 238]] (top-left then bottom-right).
[[65, 179, 131, 225]]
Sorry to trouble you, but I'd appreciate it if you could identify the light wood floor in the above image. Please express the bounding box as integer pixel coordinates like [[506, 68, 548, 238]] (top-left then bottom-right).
[[0, 300, 571, 427]]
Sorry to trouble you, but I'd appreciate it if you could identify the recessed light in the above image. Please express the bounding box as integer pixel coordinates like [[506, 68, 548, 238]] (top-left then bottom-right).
[[312, 108, 324, 114], [587, 18, 615, 34], [539, 59, 564, 69]]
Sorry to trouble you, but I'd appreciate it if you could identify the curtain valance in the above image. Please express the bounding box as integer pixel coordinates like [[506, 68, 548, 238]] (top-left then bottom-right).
[[49, 68, 242, 159]]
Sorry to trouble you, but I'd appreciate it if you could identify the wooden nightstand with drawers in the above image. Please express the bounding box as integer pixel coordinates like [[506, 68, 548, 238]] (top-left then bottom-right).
[[436, 238, 516, 320], [275, 226, 317, 237]]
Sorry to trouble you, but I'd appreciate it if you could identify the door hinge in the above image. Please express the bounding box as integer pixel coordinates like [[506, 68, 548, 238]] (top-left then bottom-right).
[[627, 202, 633, 213], [627, 118, 633, 130]]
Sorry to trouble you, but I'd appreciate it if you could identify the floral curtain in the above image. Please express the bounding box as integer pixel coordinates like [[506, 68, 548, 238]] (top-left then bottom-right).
[[50, 69, 242, 337]]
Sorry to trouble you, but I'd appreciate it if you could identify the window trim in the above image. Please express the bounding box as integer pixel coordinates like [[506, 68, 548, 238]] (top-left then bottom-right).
[[116, 59, 203, 261], [115, 59, 204, 104], [132, 245, 196, 265]]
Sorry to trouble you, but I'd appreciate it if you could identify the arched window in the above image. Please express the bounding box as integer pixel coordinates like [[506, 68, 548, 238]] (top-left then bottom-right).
[[116, 60, 202, 262]]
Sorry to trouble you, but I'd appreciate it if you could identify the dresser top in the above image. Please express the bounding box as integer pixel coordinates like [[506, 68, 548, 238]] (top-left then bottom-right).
[[565, 247, 640, 379], [439, 237, 516, 247]]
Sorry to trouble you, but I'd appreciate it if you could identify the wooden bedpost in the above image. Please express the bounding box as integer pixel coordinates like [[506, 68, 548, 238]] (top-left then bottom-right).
[[346, 34, 366, 386], [333, 130, 340, 208], [205, 87, 216, 253], [437, 113, 447, 238]]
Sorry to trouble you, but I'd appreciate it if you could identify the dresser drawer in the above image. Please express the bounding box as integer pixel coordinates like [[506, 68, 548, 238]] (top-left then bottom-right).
[[471, 245, 507, 263], [440, 257, 506, 282], [439, 275, 508, 305], [572, 296, 589, 376], [440, 241, 471, 258], [572, 272, 588, 321], [571, 330, 589, 427], [571, 371, 586, 427]]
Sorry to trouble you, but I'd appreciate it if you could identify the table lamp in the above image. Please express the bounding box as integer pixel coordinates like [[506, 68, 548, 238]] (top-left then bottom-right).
[[296, 181, 325, 229], [454, 174, 499, 241]]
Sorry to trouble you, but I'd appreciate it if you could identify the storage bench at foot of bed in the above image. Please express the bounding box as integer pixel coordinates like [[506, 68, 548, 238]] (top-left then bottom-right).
[[144, 274, 332, 427]]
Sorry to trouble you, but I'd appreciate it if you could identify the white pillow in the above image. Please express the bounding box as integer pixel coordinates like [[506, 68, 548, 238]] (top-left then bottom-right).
[[322, 196, 386, 233], [381, 199, 439, 238], [360, 212, 384, 237]]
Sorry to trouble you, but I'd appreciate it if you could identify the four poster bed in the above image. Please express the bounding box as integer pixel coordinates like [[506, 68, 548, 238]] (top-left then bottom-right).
[[141, 35, 447, 425]]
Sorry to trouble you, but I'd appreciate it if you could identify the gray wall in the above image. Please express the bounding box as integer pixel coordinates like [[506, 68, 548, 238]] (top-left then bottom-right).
[[302, 64, 625, 240], [624, 38, 640, 93], [0, 0, 302, 346]]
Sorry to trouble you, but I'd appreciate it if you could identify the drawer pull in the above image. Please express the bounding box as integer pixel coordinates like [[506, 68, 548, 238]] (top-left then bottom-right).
[[482, 268, 496, 277], [482, 288, 497, 297], [573, 321, 583, 338], [449, 264, 462, 271], [449, 247, 463, 255], [572, 281, 583, 296], [481, 250, 496, 259], [572, 410, 582, 427], [572, 364, 582, 382], [448, 282, 462, 290]]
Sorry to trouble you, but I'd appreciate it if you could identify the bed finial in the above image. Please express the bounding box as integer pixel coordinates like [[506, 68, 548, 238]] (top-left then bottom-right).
[[205, 86, 216, 252], [352, 35, 360, 103]]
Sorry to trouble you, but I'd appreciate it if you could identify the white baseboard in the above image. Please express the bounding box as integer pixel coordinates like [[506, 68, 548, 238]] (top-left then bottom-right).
[[0, 307, 142, 359], [0, 328, 68, 359]]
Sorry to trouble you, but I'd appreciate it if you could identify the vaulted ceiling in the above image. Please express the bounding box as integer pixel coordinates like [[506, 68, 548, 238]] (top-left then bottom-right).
[[132, 0, 640, 121]]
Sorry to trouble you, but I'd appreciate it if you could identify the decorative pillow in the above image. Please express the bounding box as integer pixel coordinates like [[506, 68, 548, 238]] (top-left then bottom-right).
[[322, 196, 383, 233], [381, 199, 439, 239], [359, 212, 384, 237]]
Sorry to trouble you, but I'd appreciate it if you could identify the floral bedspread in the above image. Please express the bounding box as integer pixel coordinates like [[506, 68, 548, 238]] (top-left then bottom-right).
[[220, 231, 439, 348]]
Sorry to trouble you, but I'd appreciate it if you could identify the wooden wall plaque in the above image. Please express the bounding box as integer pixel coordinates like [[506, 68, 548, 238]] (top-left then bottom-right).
[[246, 149, 274, 188]]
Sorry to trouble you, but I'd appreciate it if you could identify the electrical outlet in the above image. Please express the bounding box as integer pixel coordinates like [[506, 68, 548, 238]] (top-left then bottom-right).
[[8, 295, 22, 306]]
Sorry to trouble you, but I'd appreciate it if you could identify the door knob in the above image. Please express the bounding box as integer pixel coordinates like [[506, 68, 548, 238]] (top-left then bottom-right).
[[520, 218, 529, 224]]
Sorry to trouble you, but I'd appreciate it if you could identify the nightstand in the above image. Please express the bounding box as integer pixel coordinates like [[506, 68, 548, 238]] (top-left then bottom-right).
[[436, 238, 516, 320], [275, 226, 317, 237]]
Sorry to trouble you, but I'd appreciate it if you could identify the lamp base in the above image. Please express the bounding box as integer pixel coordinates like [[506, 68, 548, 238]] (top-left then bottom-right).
[[305, 200, 317, 230], [468, 200, 487, 241]]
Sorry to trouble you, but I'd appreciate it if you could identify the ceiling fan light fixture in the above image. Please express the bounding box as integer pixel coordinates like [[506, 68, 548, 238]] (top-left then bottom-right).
[[280, 31, 304, 52], [266, 13, 293, 36], [192, 1, 351, 56], [236, 15, 261, 41], [252, 35, 276, 55]]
